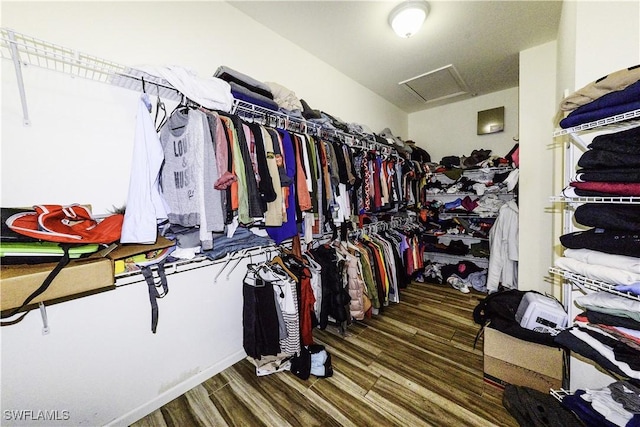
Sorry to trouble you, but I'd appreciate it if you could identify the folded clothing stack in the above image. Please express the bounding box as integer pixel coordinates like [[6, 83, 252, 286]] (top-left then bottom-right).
[[214, 65, 279, 111]]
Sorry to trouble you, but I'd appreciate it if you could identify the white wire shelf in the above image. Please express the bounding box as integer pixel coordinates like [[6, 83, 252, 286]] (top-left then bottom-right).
[[424, 232, 488, 241], [430, 166, 513, 178], [1, 27, 399, 159], [1, 28, 125, 81], [550, 195, 640, 204], [550, 388, 572, 402], [114, 244, 277, 287], [549, 267, 640, 302], [424, 252, 489, 266], [553, 109, 640, 137], [439, 212, 500, 219]]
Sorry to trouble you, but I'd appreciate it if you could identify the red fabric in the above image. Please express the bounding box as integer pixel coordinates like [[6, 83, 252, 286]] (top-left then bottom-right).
[[299, 266, 315, 346], [293, 135, 312, 211], [571, 181, 640, 196]]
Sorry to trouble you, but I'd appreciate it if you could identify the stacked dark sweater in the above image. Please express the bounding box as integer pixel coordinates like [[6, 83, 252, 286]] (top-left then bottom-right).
[[561, 125, 640, 258], [560, 78, 640, 129], [214, 65, 279, 111]]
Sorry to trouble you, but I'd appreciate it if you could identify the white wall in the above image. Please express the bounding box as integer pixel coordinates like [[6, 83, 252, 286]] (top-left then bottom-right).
[[573, 1, 640, 88], [1, 1, 407, 214], [518, 41, 557, 295], [407, 88, 519, 163]]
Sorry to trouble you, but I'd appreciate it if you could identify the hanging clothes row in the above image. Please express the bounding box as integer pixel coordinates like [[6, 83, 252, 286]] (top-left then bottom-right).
[[240, 216, 426, 374], [127, 101, 417, 256]]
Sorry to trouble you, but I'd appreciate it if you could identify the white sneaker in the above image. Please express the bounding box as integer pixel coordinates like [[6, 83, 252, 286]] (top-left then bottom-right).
[[447, 277, 470, 294]]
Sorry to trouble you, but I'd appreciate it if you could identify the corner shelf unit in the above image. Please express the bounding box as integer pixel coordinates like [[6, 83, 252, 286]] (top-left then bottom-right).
[[421, 167, 514, 273], [551, 108, 640, 397]]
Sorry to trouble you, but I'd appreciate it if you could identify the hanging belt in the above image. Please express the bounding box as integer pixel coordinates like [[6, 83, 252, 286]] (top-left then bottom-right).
[[141, 262, 168, 334]]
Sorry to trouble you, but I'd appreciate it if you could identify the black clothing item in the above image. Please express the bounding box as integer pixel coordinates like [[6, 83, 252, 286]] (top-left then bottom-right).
[[247, 123, 277, 204], [576, 168, 640, 183], [560, 228, 640, 257], [585, 310, 640, 330], [300, 99, 322, 120], [463, 149, 491, 168], [446, 240, 470, 256], [243, 279, 281, 359], [573, 187, 627, 197], [409, 144, 431, 163], [578, 148, 640, 169], [493, 170, 511, 184], [441, 260, 484, 280], [290, 346, 311, 380], [331, 141, 349, 186], [580, 327, 640, 371], [588, 124, 640, 155], [309, 245, 350, 329], [554, 328, 628, 378], [441, 155, 460, 169], [502, 384, 583, 427], [574, 203, 640, 231]]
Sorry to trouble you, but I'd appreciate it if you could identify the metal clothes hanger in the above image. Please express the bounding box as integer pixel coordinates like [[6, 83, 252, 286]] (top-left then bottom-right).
[[154, 84, 167, 132]]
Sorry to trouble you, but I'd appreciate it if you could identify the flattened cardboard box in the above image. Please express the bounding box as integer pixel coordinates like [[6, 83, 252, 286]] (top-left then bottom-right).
[[483, 326, 563, 393], [102, 236, 175, 267], [0, 257, 113, 311], [484, 356, 562, 393]]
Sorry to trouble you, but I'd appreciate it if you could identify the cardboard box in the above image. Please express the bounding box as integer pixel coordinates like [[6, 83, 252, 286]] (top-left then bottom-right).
[[483, 327, 564, 393], [1, 257, 114, 311], [103, 236, 175, 274]]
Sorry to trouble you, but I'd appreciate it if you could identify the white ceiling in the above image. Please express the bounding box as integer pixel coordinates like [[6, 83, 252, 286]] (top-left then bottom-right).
[[229, 0, 563, 113]]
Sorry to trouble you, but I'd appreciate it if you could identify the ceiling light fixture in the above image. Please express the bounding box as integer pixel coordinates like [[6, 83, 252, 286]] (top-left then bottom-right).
[[388, 1, 429, 38]]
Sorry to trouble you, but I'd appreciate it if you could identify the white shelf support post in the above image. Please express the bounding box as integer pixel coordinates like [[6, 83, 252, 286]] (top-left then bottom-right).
[[39, 302, 50, 335], [6, 29, 31, 126]]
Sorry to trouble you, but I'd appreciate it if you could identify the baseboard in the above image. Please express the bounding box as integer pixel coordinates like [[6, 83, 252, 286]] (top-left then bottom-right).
[[105, 349, 246, 426]]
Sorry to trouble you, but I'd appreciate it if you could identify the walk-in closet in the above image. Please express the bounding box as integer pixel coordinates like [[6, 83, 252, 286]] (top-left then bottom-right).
[[1, 2, 638, 426]]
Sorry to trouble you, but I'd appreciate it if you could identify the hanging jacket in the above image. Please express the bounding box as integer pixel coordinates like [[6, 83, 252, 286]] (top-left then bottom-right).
[[487, 200, 519, 292]]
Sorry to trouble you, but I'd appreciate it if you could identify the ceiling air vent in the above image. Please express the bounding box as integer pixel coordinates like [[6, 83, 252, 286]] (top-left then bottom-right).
[[399, 64, 470, 103]]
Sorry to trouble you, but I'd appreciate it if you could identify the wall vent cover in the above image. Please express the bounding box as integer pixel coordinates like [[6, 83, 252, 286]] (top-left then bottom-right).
[[399, 64, 470, 104]]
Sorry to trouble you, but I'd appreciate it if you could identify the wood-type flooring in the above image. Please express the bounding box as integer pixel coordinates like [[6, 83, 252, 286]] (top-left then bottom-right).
[[132, 281, 518, 427]]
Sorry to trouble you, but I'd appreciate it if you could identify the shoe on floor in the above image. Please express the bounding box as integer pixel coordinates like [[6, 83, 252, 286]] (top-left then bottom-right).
[[447, 276, 470, 294]]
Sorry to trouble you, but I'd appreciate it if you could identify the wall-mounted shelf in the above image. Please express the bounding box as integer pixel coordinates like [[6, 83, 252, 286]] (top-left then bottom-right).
[[550, 388, 571, 402], [549, 267, 640, 302], [1, 27, 398, 159], [553, 108, 640, 137], [114, 244, 277, 287], [424, 232, 488, 242], [424, 252, 489, 267], [550, 195, 640, 204]]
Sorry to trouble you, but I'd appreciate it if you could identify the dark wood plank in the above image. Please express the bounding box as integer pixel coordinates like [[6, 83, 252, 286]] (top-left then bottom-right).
[[207, 380, 269, 427], [201, 372, 229, 395], [159, 395, 199, 427], [221, 358, 332, 427]]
